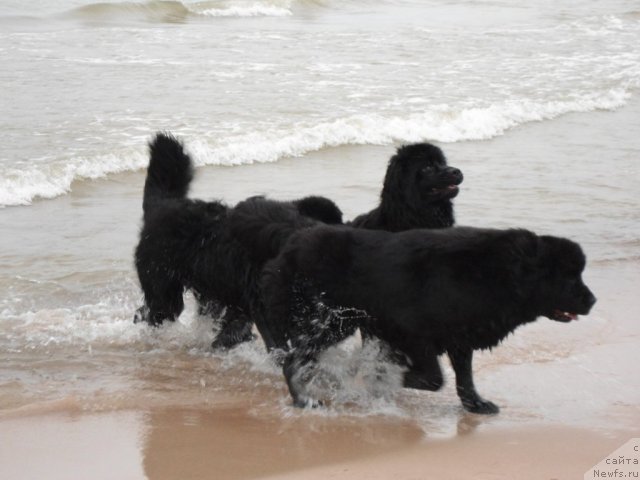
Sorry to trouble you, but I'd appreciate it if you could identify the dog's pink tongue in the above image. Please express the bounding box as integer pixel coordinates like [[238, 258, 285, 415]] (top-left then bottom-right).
[[553, 310, 579, 321]]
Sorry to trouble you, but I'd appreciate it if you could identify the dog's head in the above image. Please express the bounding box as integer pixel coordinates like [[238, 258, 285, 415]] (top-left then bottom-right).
[[504, 231, 596, 322], [535, 236, 596, 322], [383, 143, 463, 204]]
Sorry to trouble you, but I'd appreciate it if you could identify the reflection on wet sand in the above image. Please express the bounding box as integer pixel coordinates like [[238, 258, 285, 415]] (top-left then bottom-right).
[[141, 406, 424, 480], [0, 394, 635, 480]]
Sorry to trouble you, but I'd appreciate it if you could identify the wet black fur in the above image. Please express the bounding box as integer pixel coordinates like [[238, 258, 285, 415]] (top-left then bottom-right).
[[134, 133, 343, 349], [259, 225, 596, 412], [216, 143, 462, 351], [351, 143, 464, 389], [351, 143, 463, 231]]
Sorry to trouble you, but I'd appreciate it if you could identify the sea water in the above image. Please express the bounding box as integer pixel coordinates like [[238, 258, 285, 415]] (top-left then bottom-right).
[[1, 0, 639, 433]]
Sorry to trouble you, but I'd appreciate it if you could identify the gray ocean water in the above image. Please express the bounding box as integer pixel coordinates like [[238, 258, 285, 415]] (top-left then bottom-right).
[[1, 0, 639, 433]]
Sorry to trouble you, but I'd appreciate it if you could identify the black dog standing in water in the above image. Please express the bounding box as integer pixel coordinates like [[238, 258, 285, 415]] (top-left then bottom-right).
[[259, 225, 596, 413], [350, 143, 463, 392], [217, 142, 463, 351], [133, 133, 343, 349], [351, 143, 463, 232]]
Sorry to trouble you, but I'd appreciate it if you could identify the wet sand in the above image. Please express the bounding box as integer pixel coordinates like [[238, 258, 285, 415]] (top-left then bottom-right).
[[1, 407, 637, 480]]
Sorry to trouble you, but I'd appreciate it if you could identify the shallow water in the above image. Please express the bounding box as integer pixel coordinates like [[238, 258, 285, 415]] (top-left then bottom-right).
[[2, 0, 640, 205], [1, 0, 639, 437]]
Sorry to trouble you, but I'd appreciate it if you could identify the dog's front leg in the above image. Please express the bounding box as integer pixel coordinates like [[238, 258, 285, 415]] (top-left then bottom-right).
[[253, 302, 289, 356], [447, 348, 499, 414], [283, 351, 322, 408]]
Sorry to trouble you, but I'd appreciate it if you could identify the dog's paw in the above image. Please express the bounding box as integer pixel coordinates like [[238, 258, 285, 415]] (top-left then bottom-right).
[[211, 331, 256, 351], [462, 398, 500, 415], [292, 396, 324, 409], [133, 306, 149, 324], [269, 348, 288, 367], [403, 370, 444, 391], [133, 307, 170, 327]]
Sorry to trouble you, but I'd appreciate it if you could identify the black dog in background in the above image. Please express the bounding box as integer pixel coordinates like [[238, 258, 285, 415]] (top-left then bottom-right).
[[259, 225, 596, 413], [351, 143, 463, 231], [134, 133, 343, 349]]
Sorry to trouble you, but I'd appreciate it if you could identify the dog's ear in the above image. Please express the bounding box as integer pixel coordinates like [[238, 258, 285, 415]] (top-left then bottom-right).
[[537, 235, 586, 274], [382, 150, 407, 193], [504, 229, 539, 261], [498, 229, 542, 295]]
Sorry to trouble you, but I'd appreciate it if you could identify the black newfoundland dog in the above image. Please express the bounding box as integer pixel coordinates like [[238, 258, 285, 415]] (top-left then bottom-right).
[[258, 225, 596, 413], [351, 143, 463, 389], [218, 142, 463, 351], [351, 143, 463, 231], [133, 133, 343, 349]]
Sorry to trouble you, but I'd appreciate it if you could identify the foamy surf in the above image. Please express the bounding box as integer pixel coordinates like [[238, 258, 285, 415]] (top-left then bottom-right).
[[0, 286, 216, 352], [0, 286, 411, 418], [63, 1, 193, 23], [0, 148, 148, 207], [0, 89, 631, 207], [199, 1, 294, 18], [61, 0, 300, 23]]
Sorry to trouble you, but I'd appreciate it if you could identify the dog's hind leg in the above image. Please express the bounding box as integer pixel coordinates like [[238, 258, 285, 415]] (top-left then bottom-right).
[[211, 307, 255, 350], [447, 348, 499, 414], [259, 262, 299, 354], [403, 350, 444, 392], [370, 336, 444, 391], [283, 304, 359, 408], [136, 280, 184, 327], [195, 295, 225, 319]]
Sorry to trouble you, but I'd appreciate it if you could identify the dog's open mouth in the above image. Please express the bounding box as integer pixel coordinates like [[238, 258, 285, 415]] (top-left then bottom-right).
[[430, 184, 459, 194], [550, 310, 579, 322]]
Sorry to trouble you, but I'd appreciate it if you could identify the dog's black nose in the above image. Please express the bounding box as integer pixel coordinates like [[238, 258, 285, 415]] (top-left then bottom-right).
[[586, 291, 597, 310], [446, 167, 463, 181]]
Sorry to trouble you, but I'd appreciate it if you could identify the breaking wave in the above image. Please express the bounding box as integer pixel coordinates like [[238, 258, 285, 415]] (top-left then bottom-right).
[[61, 0, 310, 23], [0, 88, 630, 207]]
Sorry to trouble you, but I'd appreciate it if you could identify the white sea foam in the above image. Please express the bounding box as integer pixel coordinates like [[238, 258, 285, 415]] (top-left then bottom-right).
[[0, 88, 631, 207], [0, 289, 214, 352], [1, 288, 405, 415], [199, 4, 293, 17], [59, 0, 299, 23], [0, 149, 148, 207]]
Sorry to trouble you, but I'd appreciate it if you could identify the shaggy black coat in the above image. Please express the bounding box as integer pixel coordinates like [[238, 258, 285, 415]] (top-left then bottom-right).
[[134, 133, 343, 349], [351, 143, 463, 390], [351, 143, 462, 231], [259, 225, 596, 413]]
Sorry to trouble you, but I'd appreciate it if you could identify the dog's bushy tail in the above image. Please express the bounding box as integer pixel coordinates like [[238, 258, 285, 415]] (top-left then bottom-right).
[[142, 132, 194, 216]]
